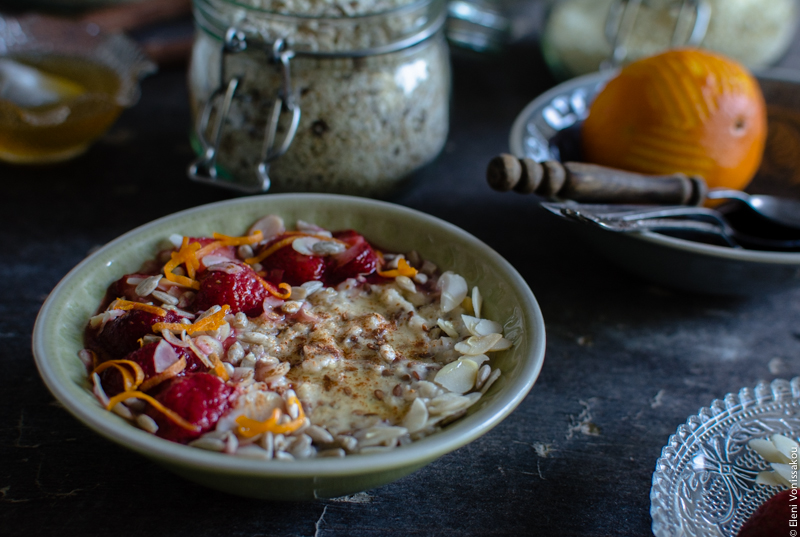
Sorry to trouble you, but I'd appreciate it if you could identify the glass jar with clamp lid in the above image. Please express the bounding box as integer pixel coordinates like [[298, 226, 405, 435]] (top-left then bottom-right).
[[188, 0, 451, 195]]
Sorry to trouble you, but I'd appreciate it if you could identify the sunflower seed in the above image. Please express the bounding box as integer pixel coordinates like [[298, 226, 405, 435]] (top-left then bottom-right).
[[336, 435, 358, 452], [301, 281, 324, 294], [135, 275, 162, 297], [259, 431, 275, 458], [152, 289, 178, 305], [290, 286, 308, 300], [359, 446, 396, 454], [312, 240, 346, 255], [238, 332, 271, 346], [306, 425, 335, 444], [236, 445, 271, 460], [395, 275, 416, 293], [354, 426, 408, 448], [224, 432, 239, 454], [289, 434, 314, 459], [111, 402, 133, 420], [475, 363, 492, 389], [188, 437, 226, 452], [292, 236, 321, 255], [136, 414, 159, 433], [226, 342, 245, 364], [317, 448, 346, 458]]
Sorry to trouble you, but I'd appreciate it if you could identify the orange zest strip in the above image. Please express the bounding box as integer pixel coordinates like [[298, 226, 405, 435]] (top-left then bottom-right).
[[106, 390, 201, 433], [256, 275, 292, 299], [139, 356, 187, 392], [92, 360, 145, 392], [244, 233, 347, 265], [194, 240, 224, 259], [212, 230, 263, 247], [86, 349, 99, 370], [245, 236, 298, 265], [163, 237, 201, 289], [377, 258, 418, 278], [108, 298, 167, 317], [210, 354, 229, 382], [152, 305, 231, 335], [235, 395, 306, 438]]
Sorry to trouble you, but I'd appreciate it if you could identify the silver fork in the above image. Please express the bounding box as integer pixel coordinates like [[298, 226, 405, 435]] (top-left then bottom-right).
[[557, 208, 740, 248]]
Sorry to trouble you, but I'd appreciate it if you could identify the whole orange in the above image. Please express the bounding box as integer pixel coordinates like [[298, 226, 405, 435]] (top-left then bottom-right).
[[581, 48, 767, 192]]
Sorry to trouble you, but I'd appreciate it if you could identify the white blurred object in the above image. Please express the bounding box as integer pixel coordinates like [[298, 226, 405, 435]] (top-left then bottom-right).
[[0, 58, 85, 108], [542, 0, 800, 79]]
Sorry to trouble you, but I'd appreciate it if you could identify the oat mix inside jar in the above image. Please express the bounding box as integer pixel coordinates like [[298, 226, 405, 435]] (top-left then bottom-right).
[[188, 0, 451, 196]]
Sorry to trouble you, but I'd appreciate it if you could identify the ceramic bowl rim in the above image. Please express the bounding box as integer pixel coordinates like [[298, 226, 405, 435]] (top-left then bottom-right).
[[32, 193, 546, 479]]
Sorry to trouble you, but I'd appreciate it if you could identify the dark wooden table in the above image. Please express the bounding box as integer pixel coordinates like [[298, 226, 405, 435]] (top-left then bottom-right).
[[3, 24, 800, 536]]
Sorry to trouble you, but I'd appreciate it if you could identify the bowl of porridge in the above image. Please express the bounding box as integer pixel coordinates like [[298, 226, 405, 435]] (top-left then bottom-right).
[[32, 194, 545, 500]]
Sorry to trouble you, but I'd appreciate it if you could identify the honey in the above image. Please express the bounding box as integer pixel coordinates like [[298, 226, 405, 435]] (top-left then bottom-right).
[[0, 54, 123, 164]]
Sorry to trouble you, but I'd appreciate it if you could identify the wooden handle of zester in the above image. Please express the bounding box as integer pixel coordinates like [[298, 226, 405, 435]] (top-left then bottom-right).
[[487, 154, 708, 206]]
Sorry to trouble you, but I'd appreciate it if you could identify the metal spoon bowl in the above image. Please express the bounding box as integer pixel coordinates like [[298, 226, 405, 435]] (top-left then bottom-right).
[[706, 189, 800, 230]]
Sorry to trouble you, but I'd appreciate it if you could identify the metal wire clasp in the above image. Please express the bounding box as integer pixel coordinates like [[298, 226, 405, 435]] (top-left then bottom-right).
[[602, 0, 711, 69], [257, 38, 301, 189], [187, 29, 301, 193]]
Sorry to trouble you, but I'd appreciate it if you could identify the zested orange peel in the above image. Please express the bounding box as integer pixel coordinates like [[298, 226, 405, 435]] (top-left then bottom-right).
[[581, 48, 767, 193], [91, 358, 197, 432], [235, 393, 306, 438]]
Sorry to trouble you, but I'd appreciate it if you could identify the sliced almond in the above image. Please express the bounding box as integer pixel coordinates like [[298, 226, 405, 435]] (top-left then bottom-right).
[[437, 272, 467, 313], [437, 318, 459, 338], [402, 398, 429, 433], [461, 314, 502, 337], [248, 214, 284, 242], [434, 358, 478, 394], [454, 333, 502, 355]]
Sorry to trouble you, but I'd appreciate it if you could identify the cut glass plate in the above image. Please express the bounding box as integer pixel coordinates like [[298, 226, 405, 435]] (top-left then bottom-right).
[[651, 377, 799, 536]]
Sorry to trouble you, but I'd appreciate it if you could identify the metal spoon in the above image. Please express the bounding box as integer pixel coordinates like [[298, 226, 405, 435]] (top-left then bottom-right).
[[706, 189, 800, 230]]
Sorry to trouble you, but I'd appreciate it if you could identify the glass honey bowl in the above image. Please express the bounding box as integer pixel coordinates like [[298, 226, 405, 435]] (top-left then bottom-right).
[[0, 15, 155, 164]]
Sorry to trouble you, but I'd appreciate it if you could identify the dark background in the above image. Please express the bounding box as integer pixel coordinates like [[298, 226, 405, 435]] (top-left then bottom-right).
[[3, 5, 800, 536]]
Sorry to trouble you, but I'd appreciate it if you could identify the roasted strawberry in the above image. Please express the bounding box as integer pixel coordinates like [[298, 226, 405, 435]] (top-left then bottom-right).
[[738, 489, 794, 537], [87, 309, 183, 361], [100, 340, 206, 396], [326, 230, 378, 284], [194, 262, 266, 316], [145, 372, 233, 444], [259, 238, 326, 286]]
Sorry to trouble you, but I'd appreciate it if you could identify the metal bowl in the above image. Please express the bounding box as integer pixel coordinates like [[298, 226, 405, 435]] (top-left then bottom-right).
[[509, 69, 800, 295]]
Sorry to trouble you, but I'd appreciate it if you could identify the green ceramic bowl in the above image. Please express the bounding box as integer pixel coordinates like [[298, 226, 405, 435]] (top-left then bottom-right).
[[32, 194, 546, 500]]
